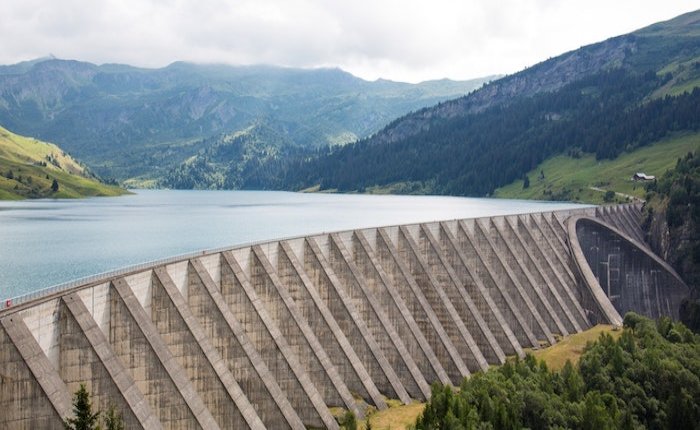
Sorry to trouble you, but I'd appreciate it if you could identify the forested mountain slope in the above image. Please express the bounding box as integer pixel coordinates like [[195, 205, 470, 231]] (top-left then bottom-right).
[[161, 120, 301, 190], [271, 10, 700, 196], [0, 59, 491, 182]]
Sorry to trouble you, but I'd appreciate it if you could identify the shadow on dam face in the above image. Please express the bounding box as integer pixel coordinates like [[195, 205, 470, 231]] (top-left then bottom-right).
[[0, 203, 689, 429]]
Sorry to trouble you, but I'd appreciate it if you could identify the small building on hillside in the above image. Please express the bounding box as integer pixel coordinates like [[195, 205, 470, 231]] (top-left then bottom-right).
[[632, 172, 655, 182]]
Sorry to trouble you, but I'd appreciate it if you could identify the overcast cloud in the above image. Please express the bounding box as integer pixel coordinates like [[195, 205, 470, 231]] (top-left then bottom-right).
[[0, 0, 696, 82]]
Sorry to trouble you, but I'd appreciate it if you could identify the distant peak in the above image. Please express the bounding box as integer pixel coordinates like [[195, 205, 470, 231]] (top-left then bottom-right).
[[22, 55, 57, 65]]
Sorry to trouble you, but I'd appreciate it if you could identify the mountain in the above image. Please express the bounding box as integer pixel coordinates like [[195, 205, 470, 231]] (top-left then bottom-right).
[[0, 59, 494, 182], [272, 10, 700, 197], [0, 125, 126, 199], [161, 119, 299, 189]]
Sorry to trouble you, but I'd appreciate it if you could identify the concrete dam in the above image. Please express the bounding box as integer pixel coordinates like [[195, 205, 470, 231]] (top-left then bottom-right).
[[0, 203, 689, 429]]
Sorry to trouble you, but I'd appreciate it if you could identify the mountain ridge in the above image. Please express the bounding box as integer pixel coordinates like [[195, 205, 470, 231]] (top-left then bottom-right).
[[271, 9, 700, 199], [0, 58, 495, 182], [358, 10, 700, 147]]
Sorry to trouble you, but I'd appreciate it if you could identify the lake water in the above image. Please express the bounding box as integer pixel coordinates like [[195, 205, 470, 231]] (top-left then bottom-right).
[[0, 190, 588, 300]]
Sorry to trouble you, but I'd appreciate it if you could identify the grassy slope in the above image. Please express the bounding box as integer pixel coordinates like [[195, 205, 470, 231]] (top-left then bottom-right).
[[652, 55, 700, 98], [495, 132, 700, 204], [364, 400, 426, 430], [0, 125, 127, 199], [528, 325, 622, 371]]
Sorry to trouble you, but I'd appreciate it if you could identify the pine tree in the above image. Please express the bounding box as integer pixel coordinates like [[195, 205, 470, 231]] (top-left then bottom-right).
[[51, 178, 59, 192], [64, 384, 99, 430]]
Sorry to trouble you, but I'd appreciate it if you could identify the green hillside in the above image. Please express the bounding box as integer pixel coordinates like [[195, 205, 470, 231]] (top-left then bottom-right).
[[267, 10, 700, 198], [0, 59, 493, 182], [0, 126, 127, 199], [494, 132, 700, 204]]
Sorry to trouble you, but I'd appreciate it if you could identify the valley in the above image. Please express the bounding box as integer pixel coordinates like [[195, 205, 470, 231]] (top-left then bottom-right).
[[2, 12, 698, 202], [1, 5, 699, 430]]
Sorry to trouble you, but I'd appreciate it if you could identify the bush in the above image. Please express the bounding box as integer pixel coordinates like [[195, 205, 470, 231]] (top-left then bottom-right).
[[340, 410, 357, 430]]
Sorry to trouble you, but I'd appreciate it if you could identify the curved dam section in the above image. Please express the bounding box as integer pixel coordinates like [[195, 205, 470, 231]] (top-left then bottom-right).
[[568, 214, 690, 325], [0, 203, 688, 429]]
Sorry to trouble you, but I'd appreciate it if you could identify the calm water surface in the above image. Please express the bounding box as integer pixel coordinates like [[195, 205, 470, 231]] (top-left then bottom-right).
[[0, 190, 588, 300]]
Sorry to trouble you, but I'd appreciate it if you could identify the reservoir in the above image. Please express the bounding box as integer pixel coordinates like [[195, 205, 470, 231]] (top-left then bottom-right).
[[0, 190, 587, 300]]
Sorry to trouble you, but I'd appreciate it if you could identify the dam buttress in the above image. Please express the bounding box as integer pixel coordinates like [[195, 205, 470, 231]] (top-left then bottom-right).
[[0, 204, 689, 429]]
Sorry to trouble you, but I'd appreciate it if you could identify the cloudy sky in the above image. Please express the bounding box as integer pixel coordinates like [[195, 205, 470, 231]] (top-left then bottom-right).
[[1, 1, 696, 82]]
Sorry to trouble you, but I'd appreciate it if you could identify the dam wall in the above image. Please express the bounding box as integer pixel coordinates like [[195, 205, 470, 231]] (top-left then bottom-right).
[[0, 203, 689, 429]]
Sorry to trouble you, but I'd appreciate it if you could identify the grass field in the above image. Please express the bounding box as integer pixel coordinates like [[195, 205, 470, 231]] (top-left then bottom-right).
[[495, 132, 700, 204], [528, 325, 622, 371], [363, 399, 426, 430], [0, 125, 127, 199]]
